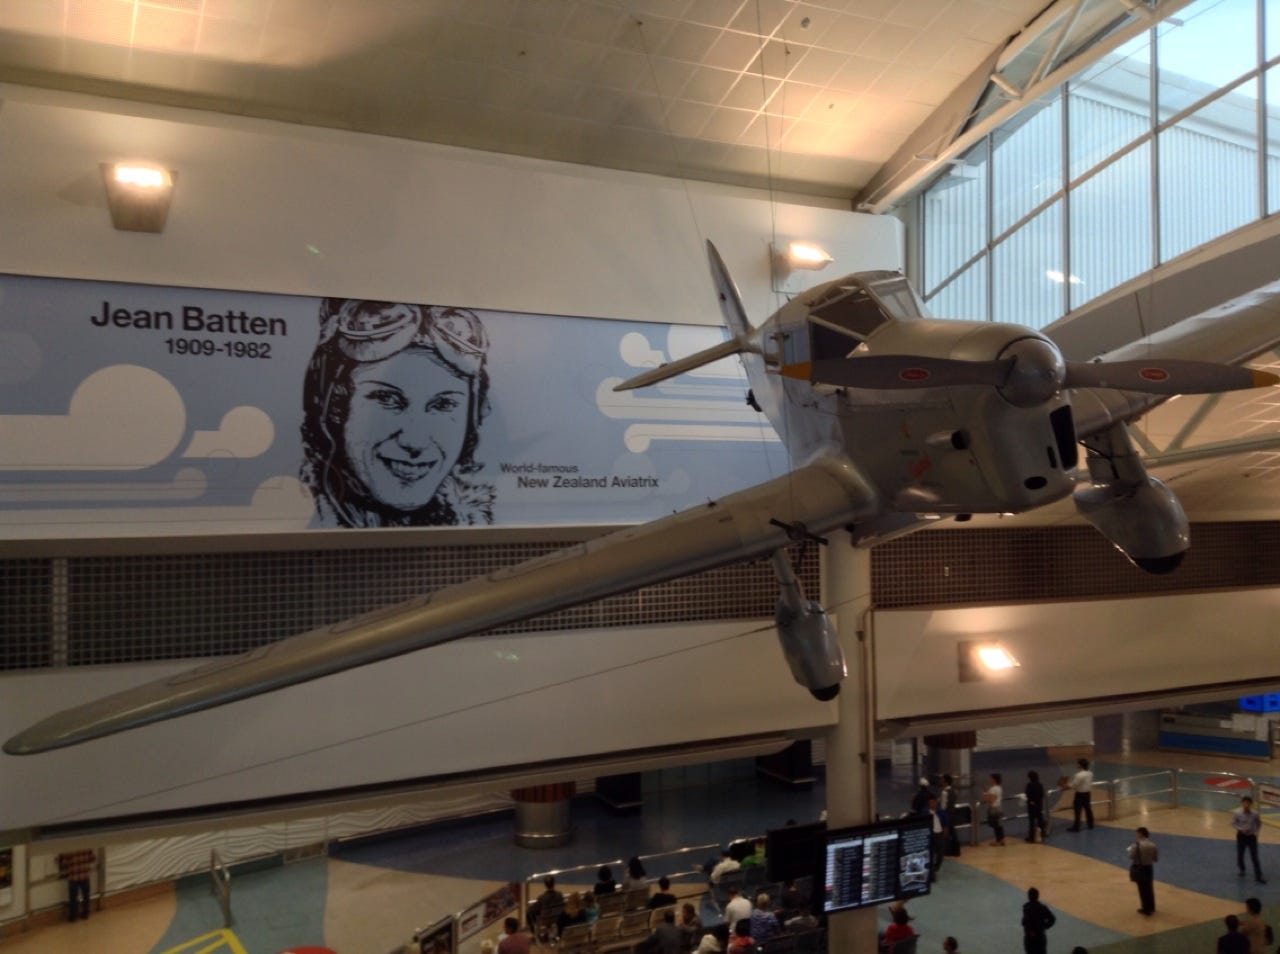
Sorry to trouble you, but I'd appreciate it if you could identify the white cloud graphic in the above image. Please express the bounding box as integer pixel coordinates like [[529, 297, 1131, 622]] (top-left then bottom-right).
[[182, 406, 275, 459], [620, 332, 664, 370], [618, 329, 746, 382], [0, 466, 207, 503], [0, 364, 186, 471], [0, 476, 315, 540], [0, 331, 41, 385]]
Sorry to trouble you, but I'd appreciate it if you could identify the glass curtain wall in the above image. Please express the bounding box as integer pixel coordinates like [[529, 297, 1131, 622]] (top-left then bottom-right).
[[920, 0, 1280, 328]]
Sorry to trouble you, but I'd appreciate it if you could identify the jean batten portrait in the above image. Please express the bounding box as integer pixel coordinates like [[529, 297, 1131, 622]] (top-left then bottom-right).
[[300, 298, 494, 527]]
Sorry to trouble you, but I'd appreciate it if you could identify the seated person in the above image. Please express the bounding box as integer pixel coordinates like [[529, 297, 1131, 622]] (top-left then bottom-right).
[[527, 874, 563, 932], [582, 892, 600, 923], [648, 875, 678, 909], [723, 886, 751, 931], [623, 856, 648, 890], [880, 907, 915, 950], [728, 919, 756, 951], [496, 917, 531, 954], [557, 893, 587, 935], [648, 908, 682, 954], [749, 894, 780, 943], [594, 865, 618, 895], [677, 901, 702, 938], [709, 850, 741, 884], [1218, 914, 1249, 954], [739, 839, 766, 868]]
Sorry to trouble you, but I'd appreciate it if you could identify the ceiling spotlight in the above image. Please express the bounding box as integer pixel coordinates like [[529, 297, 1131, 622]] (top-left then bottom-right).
[[102, 161, 176, 233], [772, 240, 835, 293]]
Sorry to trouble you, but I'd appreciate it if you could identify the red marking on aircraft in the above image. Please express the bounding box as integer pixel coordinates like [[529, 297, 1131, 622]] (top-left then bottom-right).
[[900, 368, 930, 382], [1140, 367, 1170, 382], [908, 457, 931, 479]]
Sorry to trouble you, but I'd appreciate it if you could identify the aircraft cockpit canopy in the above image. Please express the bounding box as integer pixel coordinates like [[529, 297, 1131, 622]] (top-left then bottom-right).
[[807, 271, 923, 363]]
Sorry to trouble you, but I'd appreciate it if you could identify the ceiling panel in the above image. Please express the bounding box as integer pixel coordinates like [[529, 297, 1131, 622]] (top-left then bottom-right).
[[0, 0, 1058, 199]]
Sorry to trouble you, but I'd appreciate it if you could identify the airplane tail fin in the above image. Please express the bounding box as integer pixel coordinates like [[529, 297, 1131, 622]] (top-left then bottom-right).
[[611, 240, 759, 393]]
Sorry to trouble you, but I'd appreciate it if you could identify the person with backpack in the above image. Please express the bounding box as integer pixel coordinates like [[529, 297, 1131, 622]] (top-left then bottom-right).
[[1021, 886, 1056, 954]]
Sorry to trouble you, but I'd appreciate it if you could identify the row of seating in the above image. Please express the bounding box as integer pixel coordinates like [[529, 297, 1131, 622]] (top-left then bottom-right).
[[553, 916, 826, 954], [552, 905, 675, 953], [534, 886, 665, 941]]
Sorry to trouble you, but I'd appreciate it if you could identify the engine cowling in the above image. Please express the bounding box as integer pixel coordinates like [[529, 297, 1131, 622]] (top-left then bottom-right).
[[1073, 476, 1189, 574], [775, 598, 846, 700]]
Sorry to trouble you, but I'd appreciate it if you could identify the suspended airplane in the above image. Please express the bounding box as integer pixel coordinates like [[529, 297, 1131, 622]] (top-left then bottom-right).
[[7, 242, 1280, 755]]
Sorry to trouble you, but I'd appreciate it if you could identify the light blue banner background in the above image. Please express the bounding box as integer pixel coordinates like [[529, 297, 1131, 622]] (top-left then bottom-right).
[[0, 273, 787, 538]]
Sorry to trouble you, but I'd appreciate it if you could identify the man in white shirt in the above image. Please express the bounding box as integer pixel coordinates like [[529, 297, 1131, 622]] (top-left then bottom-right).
[[1066, 758, 1094, 831], [723, 885, 751, 932], [1233, 796, 1267, 883], [709, 850, 740, 884]]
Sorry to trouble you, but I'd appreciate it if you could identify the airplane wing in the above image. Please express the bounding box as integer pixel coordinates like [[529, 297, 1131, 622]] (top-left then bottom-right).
[[4, 459, 879, 755], [1064, 279, 1280, 438]]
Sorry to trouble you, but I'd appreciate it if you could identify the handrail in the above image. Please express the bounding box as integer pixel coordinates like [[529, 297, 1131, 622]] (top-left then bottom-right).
[[209, 849, 232, 929], [527, 842, 724, 888]]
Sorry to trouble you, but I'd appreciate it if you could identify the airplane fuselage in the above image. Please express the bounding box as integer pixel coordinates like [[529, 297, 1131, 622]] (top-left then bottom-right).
[[742, 274, 1080, 517]]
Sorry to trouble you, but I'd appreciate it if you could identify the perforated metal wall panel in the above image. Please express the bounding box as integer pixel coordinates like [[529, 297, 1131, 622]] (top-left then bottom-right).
[[0, 558, 54, 670], [872, 523, 1280, 608], [4, 522, 1274, 673], [1, 543, 820, 671]]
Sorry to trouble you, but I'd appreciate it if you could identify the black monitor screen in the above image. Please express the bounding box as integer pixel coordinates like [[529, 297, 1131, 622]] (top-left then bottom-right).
[[821, 816, 932, 914], [766, 821, 827, 884]]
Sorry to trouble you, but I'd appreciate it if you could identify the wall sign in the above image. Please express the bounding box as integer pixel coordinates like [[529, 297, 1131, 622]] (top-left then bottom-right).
[[0, 274, 785, 539]]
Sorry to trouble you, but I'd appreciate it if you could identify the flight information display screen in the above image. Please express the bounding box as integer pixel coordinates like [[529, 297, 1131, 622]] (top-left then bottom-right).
[[821, 816, 932, 914]]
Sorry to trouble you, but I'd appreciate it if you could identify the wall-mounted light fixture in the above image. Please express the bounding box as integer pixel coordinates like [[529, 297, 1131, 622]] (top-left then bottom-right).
[[958, 640, 1021, 682], [101, 161, 176, 233], [771, 239, 834, 294]]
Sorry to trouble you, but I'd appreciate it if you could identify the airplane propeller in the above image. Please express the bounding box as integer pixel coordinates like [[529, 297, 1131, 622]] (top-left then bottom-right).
[[783, 352, 1279, 402]]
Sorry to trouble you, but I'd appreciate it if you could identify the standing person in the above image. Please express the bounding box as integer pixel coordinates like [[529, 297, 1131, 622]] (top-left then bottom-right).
[[1128, 827, 1159, 915], [1025, 770, 1048, 843], [939, 773, 955, 821], [1239, 897, 1270, 952], [985, 773, 1006, 846], [1234, 796, 1267, 884], [926, 794, 946, 881], [1067, 758, 1095, 831], [56, 848, 95, 922], [1021, 887, 1056, 954], [911, 776, 934, 815]]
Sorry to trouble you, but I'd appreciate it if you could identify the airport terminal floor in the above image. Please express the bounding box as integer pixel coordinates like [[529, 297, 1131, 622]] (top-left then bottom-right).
[[8, 747, 1280, 954]]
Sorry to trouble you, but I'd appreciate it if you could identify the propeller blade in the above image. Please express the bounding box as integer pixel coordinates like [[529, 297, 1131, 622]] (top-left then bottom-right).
[[1064, 360, 1280, 394], [782, 355, 1015, 389]]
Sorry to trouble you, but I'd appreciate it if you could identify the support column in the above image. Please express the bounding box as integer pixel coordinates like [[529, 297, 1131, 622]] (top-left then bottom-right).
[[822, 539, 878, 952], [924, 731, 975, 787], [511, 782, 576, 848]]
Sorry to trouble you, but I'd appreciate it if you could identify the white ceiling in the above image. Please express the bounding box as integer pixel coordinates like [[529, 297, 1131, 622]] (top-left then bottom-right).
[[0, 0, 1052, 199]]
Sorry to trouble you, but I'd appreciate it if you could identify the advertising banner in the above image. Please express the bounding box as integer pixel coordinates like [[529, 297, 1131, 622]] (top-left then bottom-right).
[[0, 274, 785, 539]]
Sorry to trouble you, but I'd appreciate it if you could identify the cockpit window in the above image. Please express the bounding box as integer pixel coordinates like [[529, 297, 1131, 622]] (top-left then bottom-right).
[[863, 275, 925, 320], [809, 285, 889, 340]]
